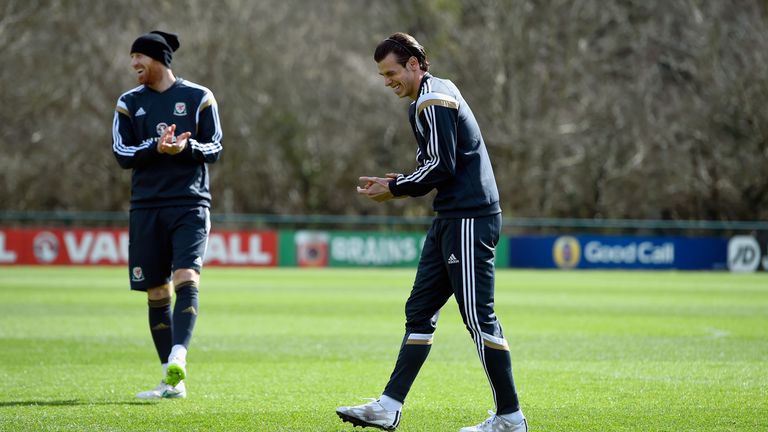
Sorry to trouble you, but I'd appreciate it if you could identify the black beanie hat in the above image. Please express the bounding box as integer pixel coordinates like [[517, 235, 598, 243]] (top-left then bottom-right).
[[130, 31, 180, 67]]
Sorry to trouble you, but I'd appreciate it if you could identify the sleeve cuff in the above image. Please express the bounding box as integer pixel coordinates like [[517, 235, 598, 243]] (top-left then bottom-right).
[[388, 177, 404, 196]]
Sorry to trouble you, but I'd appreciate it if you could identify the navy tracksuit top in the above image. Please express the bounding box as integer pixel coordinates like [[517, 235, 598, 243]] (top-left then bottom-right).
[[388, 73, 501, 218], [112, 78, 223, 210]]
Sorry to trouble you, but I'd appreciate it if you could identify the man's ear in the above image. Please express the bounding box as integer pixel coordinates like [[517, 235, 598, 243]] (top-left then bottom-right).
[[408, 56, 418, 71]]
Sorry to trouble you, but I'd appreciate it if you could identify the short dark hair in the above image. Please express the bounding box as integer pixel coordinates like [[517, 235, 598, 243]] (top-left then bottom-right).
[[374, 32, 429, 72]]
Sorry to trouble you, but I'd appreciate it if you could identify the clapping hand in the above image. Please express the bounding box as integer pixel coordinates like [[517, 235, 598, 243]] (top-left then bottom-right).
[[357, 173, 401, 202], [158, 124, 191, 155]]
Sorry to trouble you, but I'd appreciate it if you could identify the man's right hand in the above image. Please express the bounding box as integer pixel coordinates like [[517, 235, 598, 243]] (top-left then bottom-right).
[[357, 176, 395, 202]]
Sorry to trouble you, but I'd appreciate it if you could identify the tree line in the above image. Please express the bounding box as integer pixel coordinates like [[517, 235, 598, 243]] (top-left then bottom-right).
[[1, 0, 767, 222]]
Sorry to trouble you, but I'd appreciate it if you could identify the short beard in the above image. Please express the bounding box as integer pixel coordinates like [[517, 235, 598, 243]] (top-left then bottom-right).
[[139, 64, 161, 87]]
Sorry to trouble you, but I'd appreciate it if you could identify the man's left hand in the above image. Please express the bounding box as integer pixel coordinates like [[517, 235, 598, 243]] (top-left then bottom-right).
[[357, 176, 395, 202], [158, 124, 191, 155]]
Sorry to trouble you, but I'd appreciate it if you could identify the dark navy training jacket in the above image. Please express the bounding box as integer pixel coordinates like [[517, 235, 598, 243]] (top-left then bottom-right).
[[112, 78, 223, 210], [389, 73, 500, 218]]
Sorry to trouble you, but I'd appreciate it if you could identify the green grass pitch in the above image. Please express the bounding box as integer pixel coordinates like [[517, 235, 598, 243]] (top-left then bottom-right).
[[0, 267, 766, 431]]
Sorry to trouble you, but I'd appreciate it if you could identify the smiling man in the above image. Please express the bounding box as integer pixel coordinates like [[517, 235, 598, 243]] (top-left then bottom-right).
[[112, 30, 223, 400], [336, 33, 527, 432]]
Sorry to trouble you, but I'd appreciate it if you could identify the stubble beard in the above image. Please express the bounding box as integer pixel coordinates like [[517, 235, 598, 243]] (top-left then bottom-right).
[[137, 64, 159, 87]]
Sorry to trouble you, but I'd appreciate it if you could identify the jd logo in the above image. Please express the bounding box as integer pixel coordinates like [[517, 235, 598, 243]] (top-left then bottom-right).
[[727, 236, 765, 272]]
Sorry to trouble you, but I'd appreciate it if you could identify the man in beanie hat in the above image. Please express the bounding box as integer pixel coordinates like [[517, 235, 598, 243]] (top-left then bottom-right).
[[112, 30, 223, 399]]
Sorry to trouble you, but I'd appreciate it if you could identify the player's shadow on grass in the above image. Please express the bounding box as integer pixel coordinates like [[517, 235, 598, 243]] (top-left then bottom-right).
[[0, 400, 157, 407]]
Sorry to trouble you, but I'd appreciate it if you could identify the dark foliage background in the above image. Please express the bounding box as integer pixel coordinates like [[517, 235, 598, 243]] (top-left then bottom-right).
[[2, 0, 767, 220]]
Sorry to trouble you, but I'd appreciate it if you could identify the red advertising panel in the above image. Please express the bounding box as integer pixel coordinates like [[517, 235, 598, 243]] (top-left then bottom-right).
[[204, 230, 277, 266], [0, 228, 277, 267]]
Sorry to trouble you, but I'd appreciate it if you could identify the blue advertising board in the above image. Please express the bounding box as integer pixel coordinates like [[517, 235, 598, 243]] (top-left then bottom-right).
[[509, 235, 728, 270]]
